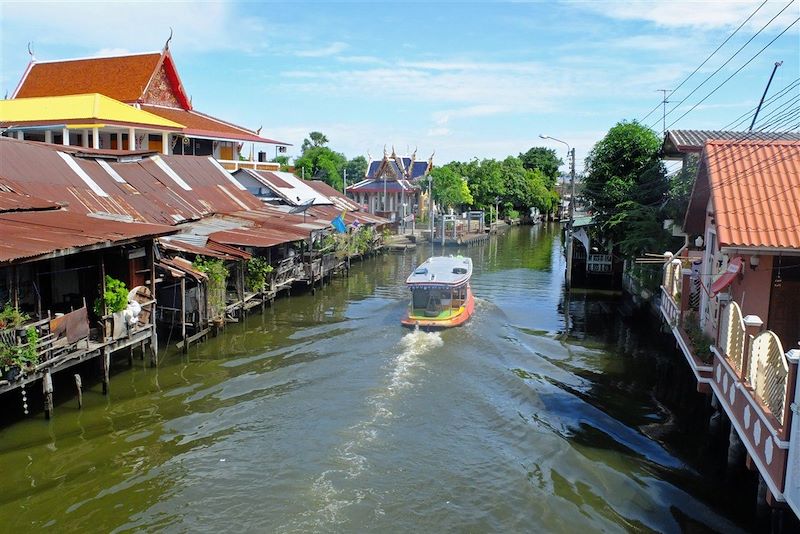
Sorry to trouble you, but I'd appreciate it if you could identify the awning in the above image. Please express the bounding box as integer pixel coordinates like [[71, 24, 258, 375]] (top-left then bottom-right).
[[710, 256, 743, 295]]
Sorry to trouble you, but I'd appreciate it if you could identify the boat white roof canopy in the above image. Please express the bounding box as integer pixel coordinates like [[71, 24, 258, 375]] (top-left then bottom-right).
[[406, 256, 472, 287]]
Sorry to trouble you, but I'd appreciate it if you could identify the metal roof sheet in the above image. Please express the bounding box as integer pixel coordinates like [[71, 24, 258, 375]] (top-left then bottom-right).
[[0, 209, 175, 263], [663, 130, 800, 157], [0, 191, 60, 213], [0, 137, 263, 226]]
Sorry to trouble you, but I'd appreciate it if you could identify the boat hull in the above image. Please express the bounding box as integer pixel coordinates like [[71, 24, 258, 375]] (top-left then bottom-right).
[[401, 287, 475, 329]]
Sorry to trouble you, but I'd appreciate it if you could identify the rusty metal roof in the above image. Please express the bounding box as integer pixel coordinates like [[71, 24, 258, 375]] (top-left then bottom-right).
[[0, 209, 175, 263], [0, 137, 262, 225], [0, 190, 60, 213], [686, 139, 800, 249], [663, 130, 800, 157]]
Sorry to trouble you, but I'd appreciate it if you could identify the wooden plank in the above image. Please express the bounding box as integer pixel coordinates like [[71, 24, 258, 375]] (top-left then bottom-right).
[[175, 327, 211, 350]]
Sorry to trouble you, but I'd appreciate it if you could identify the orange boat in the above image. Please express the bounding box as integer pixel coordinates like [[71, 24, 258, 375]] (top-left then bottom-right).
[[401, 256, 475, 329]]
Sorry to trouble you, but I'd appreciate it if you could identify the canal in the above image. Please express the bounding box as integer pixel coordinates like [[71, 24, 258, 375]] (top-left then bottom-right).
[[0, 225, 752, 532]]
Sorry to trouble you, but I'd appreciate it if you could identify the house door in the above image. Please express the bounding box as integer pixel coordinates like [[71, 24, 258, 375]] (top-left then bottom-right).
[[768, 256, 800, 350], [219, 144, 233, 161]]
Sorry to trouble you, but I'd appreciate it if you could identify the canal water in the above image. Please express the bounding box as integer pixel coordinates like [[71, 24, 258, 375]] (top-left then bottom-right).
[[0, 225, 751, 532]]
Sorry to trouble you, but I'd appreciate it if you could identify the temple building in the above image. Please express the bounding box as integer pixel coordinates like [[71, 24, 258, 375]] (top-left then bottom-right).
[[1, 41, 288, 168], [346, 147, 433, 221]]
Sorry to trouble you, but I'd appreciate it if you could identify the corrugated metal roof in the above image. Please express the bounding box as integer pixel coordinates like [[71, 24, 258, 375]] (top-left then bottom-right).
[[0, 209, 175, 263], [705, 139, 800, 249], [160, 236, 250, 260], [233, 169, 332, 206], [0, 191, 60, 213], [0, 137, 262, 226], [663, 130, 800, 156]]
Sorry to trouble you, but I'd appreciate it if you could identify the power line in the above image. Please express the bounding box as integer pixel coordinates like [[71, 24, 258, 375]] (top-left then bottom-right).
[[664, 14, 800, 131], [650, 0, 798, 131], [638, 0, 770, 123]]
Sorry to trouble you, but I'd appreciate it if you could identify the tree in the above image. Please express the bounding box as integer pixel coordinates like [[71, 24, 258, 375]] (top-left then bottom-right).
[[301, 131, 329, 153], [519, 147, 562, 189], [294, 145, 347, 190], [345, 156, 368, 182], [429, 165, 473, 210], [584, 120, 667, 255]]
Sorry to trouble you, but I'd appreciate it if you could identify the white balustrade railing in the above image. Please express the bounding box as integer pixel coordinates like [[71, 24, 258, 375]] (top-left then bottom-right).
[[660, 285, 680, 326], [749, 331, 789, 422], [720, 302, 746, 374]]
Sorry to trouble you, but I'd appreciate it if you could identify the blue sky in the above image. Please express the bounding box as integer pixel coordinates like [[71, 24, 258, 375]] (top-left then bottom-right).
[[1, 1, 798, 172]]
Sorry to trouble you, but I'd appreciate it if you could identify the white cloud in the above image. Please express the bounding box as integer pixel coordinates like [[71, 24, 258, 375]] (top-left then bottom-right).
[[92, 48, 132, 57], [0, 1, 270, 55], [427, 127, 451, 137], [433, 104, 511, 125], [580, 0, 798, 30], [294, 42, 348, 58]]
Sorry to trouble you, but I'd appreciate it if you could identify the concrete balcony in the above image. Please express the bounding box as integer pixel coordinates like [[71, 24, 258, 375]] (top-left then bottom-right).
[[217, 159, 280, 172]]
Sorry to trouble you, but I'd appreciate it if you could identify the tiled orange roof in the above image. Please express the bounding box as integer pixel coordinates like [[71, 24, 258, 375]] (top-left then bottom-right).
[[706, 139, 800, 249], [141, 105, 289, 144], [14, 53, 162, 102]]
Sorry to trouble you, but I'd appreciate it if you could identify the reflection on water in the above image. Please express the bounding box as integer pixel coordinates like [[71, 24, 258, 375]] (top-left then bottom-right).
[[0, 225, 752, 532]]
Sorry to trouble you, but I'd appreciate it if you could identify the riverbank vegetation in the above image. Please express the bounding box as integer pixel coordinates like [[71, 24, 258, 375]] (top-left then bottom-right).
[[584, 120, 691, 259]]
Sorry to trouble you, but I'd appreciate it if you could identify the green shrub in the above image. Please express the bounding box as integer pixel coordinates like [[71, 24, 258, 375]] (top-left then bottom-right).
[[194, 257, 229, 318], [0, 326, 39, 370], [93, 275, 128, 317], [246, 257, 274, 292], [507, 209, 520, 220], [682, 311, 714, 363], [0, 302, 30, 329]]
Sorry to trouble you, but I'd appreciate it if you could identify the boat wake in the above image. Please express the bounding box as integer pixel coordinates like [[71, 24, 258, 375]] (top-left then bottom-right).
[[289, 327, 443, 530]]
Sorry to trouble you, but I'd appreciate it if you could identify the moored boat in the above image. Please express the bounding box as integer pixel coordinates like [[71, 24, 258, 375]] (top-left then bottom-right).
[[401, 256, 475, 329]]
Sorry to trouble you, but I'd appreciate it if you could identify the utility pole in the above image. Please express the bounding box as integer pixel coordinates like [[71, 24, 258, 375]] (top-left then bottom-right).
[[566, 147, 576, 289], [342, 168, 347, 194], [657, 89, 672, 135], [749, 61, 783, 131]]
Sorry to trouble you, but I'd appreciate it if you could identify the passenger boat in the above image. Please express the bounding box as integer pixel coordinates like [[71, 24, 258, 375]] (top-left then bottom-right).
[[401, 256, 475, 329]]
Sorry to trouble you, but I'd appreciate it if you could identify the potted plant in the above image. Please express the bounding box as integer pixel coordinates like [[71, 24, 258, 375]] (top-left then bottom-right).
[[94, 275, 130, 339]]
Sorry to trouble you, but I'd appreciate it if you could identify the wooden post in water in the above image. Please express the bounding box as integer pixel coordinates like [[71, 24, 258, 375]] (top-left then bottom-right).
[[180, 276, 187, 354], [74, 373, 83, 409], [101, 347, 110, 395], [43, 369, 54, 419]]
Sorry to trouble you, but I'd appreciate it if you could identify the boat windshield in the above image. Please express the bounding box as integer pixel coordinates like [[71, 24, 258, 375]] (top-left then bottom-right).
[[410, 286, 467, 317]]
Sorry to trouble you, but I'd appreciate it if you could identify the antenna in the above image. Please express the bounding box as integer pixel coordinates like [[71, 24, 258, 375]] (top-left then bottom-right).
[[657, 89, 672, 135]]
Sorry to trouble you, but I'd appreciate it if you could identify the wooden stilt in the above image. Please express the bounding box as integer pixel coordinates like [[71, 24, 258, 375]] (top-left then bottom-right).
[[148, 329, 158, 367], [101, 348, 110, 395], [180, 276, 187, 354], [74, 373, 83, 409], [43, 369, 54, 419]]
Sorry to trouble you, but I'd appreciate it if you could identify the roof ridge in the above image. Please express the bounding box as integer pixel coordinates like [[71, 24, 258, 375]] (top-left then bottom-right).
[[29, 51, 162, 64]]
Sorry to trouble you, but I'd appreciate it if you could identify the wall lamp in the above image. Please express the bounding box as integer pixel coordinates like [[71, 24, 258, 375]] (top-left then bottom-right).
[[750, 255, 760, 271]]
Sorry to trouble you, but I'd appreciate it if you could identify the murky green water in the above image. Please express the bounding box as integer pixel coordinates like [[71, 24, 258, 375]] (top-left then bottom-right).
[[0, 225, 748, 532]]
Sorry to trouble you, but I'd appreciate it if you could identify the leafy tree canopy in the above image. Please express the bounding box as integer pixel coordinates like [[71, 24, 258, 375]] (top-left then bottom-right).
[[519, 146, 562, 189], [301, 131, 329, 153], [345, 156, 368, 182], [429, 164, 473, 209], [294, 145, 347, 191], [584, 120, 668, 255]]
